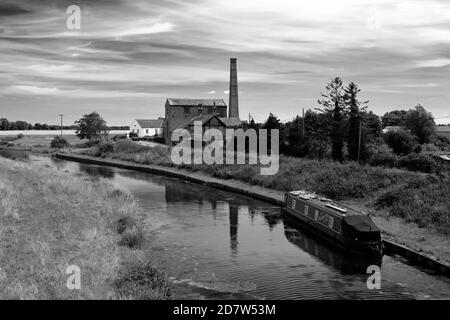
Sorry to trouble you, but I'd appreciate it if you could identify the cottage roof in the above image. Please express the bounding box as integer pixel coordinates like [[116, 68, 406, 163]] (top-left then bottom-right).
[[166, 98, 227, 107], [135, 119, 164, 128]]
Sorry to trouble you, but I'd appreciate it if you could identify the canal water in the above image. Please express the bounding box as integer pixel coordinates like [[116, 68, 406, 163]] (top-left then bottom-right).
[[32, 155, 450, 299]]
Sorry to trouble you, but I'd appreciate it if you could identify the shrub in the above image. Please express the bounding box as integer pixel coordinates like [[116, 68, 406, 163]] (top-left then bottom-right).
[[114, 261, 173, 300], [0, 149, 29, 161], [398, 153, 438, 173], [17, 133, 24, 139], [50, 136, 69, 148], [119, 225, 145, 249], [375, 175, 450, 234], [128, 132, 138, 138], [422, 143, 439, 152], [115, 216, 137, 234], [98, 141, 115, 154], [366, 143, 399, 168], [384, 130, 417, 155], [434, 136, 450, 151]]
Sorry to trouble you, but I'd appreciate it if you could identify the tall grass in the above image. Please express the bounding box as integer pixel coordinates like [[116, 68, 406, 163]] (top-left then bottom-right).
[[0, 149, 29, 161], [0, 157, 171, 299]]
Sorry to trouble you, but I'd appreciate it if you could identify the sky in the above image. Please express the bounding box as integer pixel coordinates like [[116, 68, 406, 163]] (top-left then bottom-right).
[[0, 0, 449, 126]]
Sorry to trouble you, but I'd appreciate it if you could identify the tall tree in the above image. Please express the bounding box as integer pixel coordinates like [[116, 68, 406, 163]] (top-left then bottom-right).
[[405, 104, 435, 144], [0, 118, 10, 130], [382, 110, 408, 127], [318, 77, 346, 162], [74, 112, 109, 140], [344, 82, 368, 161]]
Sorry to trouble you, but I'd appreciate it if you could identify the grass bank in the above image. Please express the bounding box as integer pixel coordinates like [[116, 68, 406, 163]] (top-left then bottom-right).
[[0, 157, 172, 299], [86, 140, 450, 236]]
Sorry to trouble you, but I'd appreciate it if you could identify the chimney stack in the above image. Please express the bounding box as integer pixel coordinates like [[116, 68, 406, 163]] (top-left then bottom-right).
[[228, 58, 239, 118]]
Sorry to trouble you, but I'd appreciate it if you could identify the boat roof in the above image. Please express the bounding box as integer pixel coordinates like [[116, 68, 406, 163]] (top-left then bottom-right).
[[288, 190, 364, 217]]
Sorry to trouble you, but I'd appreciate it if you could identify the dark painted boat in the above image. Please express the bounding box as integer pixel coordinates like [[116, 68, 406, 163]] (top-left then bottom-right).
[[282, 190, 383, 256]]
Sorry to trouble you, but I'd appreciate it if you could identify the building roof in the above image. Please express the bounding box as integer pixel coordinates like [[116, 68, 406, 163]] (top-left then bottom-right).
[[179, 114, 213, 129], [218, 117, 242, 127], [135, 119, 164, 128], [166, 98, 227, 107], [383, 126, 403, 131], [180, 115, 241, 129], [435, 126, 450, 132]]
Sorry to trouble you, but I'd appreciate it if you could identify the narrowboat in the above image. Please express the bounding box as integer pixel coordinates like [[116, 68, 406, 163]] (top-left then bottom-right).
[[282, 190, 383, 256]]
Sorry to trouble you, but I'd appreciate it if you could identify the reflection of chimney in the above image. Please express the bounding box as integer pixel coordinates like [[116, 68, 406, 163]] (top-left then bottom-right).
[[229, 204, 238, 257], [228, 58, 239, 118]]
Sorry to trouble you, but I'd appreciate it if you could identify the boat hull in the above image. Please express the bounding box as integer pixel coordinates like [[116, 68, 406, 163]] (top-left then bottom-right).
[[282, 205, 383, 257]]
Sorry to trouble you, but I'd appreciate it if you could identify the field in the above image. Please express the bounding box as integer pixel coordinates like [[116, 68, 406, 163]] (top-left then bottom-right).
[[0, 156, 172, 299]]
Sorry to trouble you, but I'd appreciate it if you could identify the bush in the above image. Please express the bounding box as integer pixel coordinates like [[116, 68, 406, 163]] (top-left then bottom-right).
[[17, 134, 24, 139], [114, 261, 173, 300], [119, 225, 145, 249], [384, 130, 417, 155], [128, 132, 138, 138], [367, 143, 399, 167], [434, 136, 450, 150], [50, 136, 69, 148], [398, 153, 438, 173], [112, 134, 128, 141], [115, 216, 137, 234], [375, 175, 450, 234], [0, 149, 29, 161], [98, 141, 114, 154]]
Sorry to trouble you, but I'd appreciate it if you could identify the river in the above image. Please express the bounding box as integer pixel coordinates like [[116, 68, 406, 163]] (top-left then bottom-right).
[[31, 155, 450, 300]]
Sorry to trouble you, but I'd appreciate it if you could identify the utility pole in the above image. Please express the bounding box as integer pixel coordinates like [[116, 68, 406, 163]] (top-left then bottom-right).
[[357, 120, 362, 163], [302, 108, 305, 137], [58, 114, 64, 136]]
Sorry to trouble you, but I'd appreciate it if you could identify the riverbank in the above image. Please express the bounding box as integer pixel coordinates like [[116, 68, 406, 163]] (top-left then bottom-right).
[[55, 152, 450, 275], [0, 156, 172, 299]]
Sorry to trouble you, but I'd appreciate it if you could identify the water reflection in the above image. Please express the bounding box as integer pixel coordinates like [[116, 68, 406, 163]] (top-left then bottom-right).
[[229, 204, 238, 257], [79, 163, 115, 178], [283, 221, 382, 275]]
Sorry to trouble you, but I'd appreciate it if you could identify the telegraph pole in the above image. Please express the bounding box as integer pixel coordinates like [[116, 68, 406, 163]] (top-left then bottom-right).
[[357, 120, 362, 163], [302, 108, 305, 137], [58, 114, 64, 136]]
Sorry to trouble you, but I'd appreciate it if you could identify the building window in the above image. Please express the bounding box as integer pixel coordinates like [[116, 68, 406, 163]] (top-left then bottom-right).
[[146, 129, 149, 134], [137, 129, 139, 134], [184, 106, 190, 114]]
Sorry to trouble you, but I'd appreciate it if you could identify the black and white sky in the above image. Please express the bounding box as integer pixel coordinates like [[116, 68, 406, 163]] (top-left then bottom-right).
[[1, 0, 449, 125]]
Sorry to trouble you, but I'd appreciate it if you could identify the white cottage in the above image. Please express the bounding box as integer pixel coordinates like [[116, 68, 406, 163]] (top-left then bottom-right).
[[129, 119, 164, 138]]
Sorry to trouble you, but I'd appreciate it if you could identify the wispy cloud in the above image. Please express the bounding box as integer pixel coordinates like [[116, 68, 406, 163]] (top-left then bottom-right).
[[0, 0, 449, 124]]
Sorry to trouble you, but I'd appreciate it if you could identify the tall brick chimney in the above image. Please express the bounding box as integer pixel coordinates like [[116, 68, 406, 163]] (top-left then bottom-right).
[[228, 58, 239, 118]]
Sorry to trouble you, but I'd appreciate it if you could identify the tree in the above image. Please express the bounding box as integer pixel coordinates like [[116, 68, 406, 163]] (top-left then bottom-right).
[[344, 82, 368, 161], [0, 118, 10, 130], [405, 104, 435, 144], [74, 112, 109, 140], [34, 123, 42, 130], [363, 111, 382, 141], [262, 113, 281, 152], [384, 130, 416, 155], [382, 110, 408, 127], [318, 77, 346, 162]]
